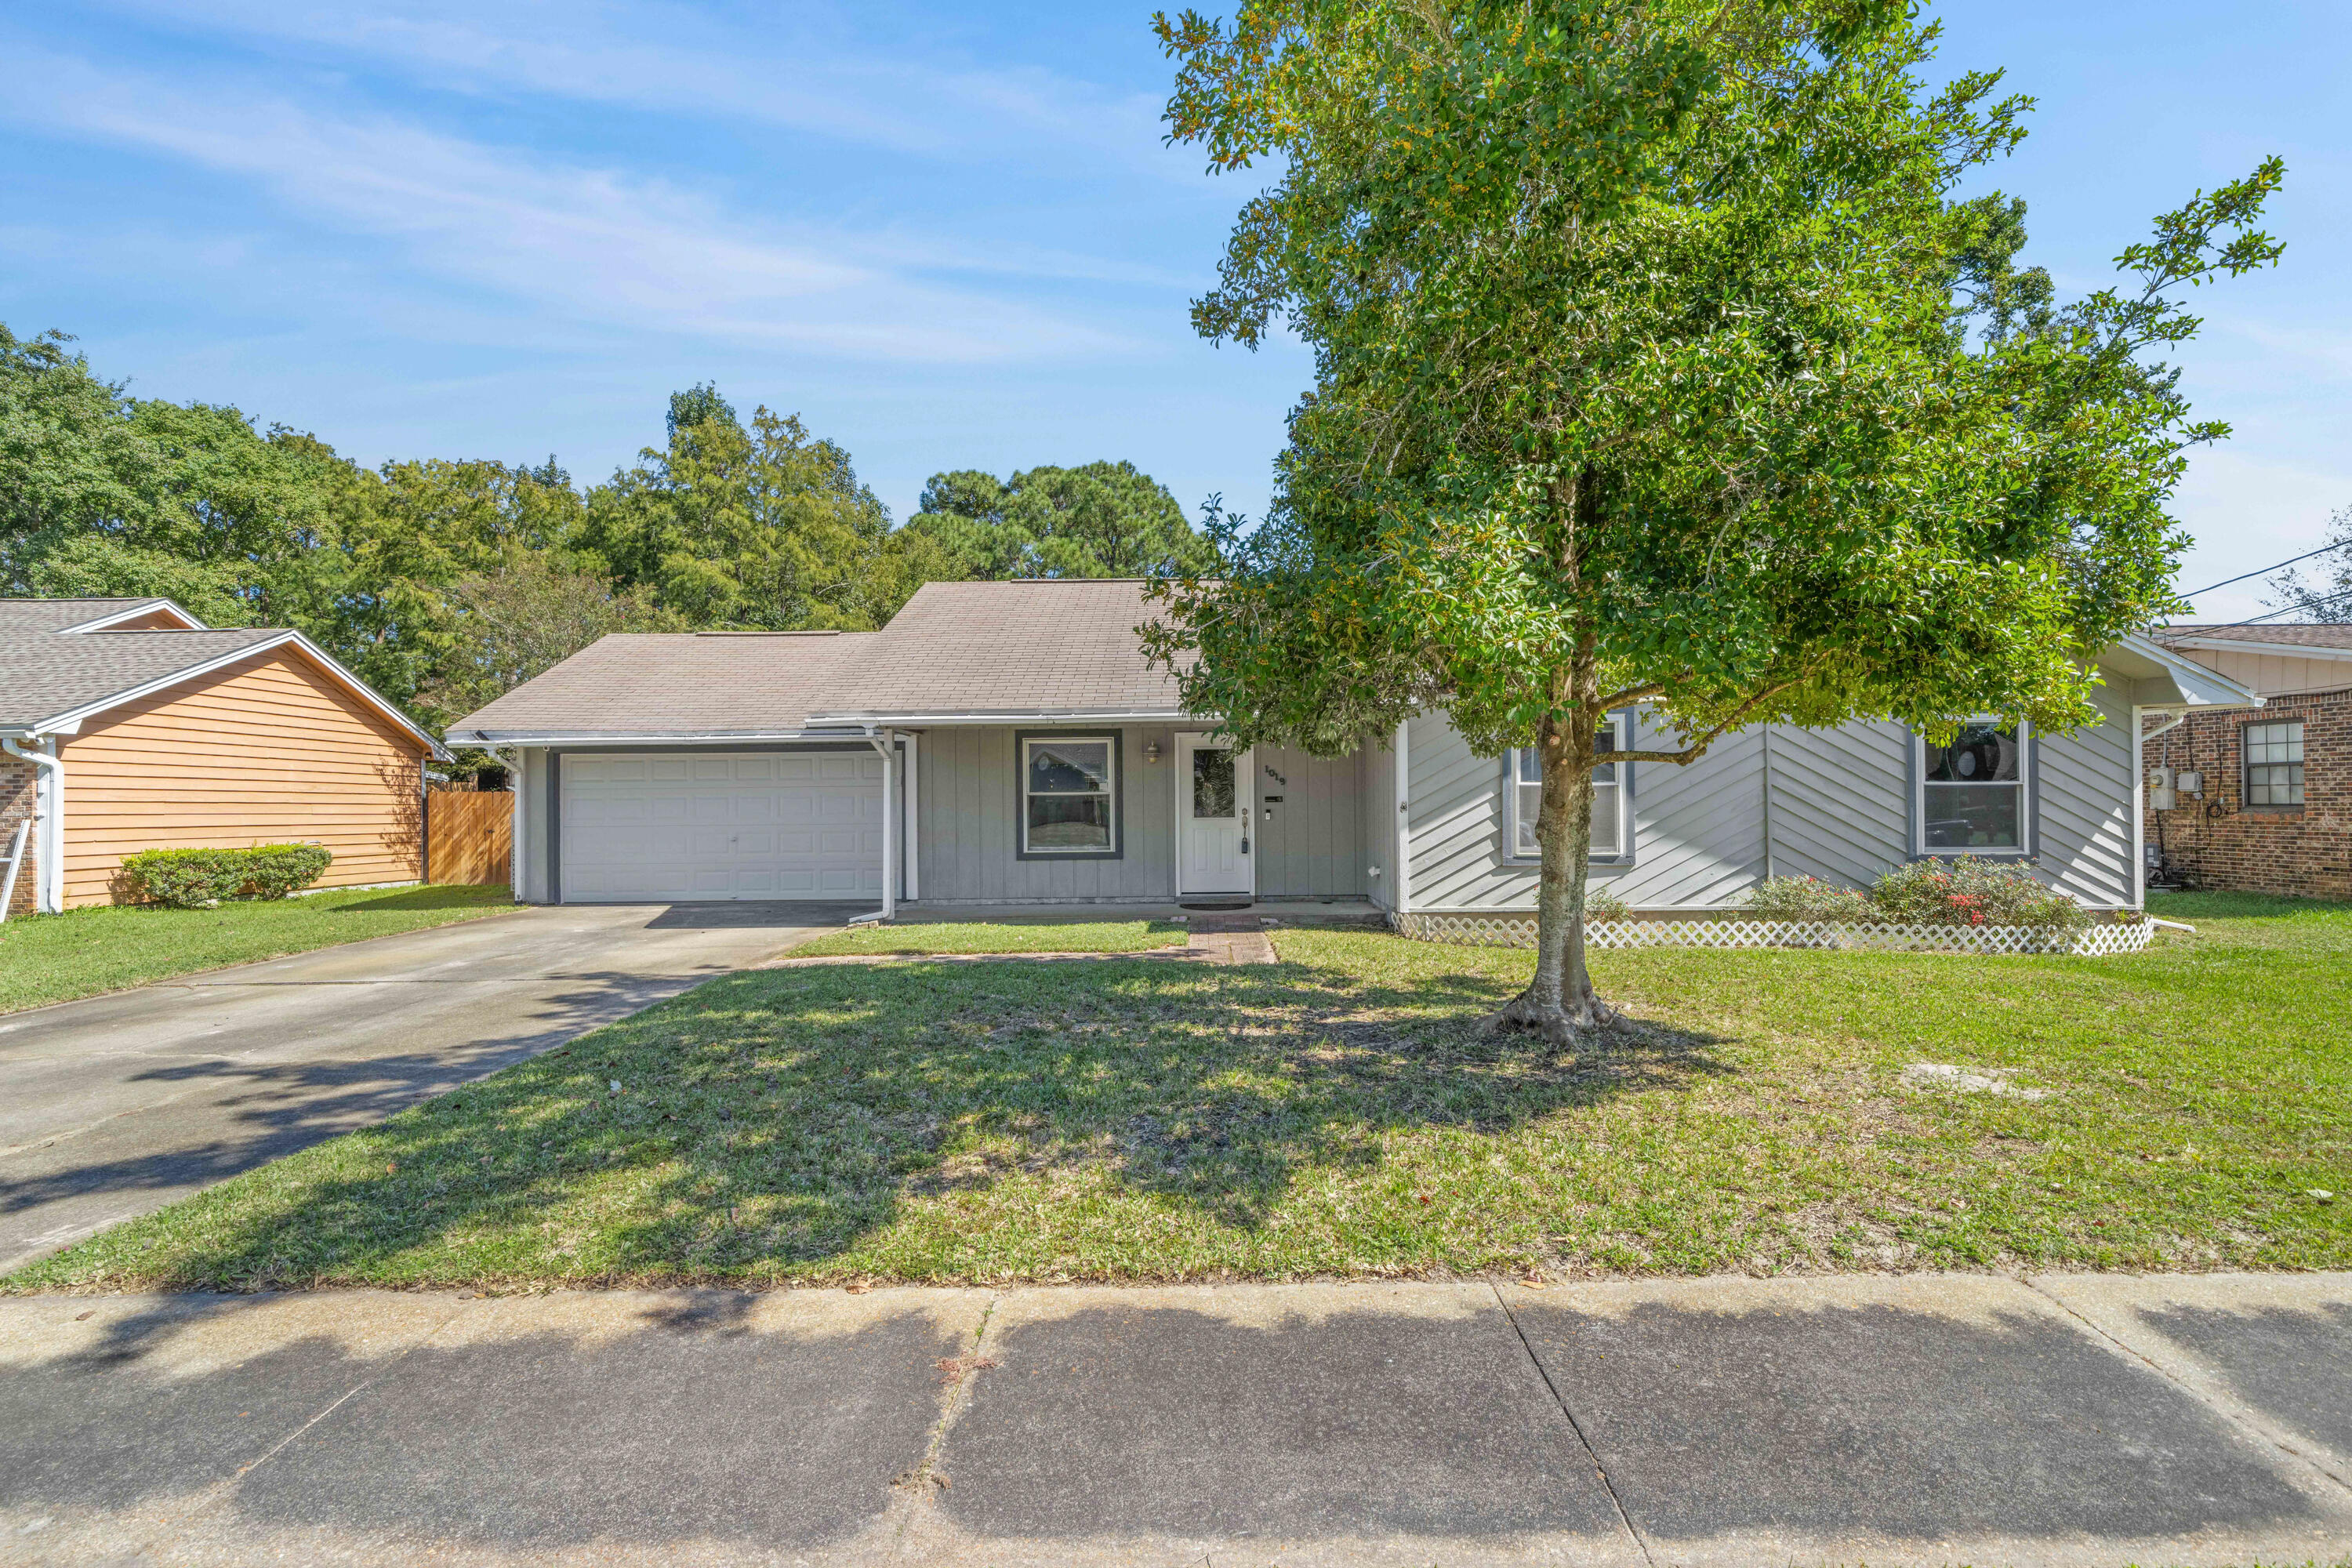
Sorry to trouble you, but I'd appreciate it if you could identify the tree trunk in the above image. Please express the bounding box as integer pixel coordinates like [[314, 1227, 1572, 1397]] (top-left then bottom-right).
[[1483, 643, 1616, 1046]]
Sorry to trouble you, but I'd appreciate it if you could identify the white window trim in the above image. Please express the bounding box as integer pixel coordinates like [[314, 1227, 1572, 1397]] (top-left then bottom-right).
[[1914, 718, 2032, 858], [1019, 734, 1119, 856], [1508, 712, 1631, 862]]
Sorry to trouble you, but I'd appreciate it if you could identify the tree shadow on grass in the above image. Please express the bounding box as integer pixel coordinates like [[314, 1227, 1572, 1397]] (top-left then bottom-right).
[[20, 954, 1734, 1288]]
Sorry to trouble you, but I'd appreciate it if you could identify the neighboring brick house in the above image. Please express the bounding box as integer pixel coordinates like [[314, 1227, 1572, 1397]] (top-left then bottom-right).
[[2146, 623, 2352, 900], [1, 749, 34, 917]]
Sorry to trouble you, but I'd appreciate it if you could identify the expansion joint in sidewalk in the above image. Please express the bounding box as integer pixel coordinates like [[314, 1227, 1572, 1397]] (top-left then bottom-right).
[[1491, 1282, 1656, 1567]]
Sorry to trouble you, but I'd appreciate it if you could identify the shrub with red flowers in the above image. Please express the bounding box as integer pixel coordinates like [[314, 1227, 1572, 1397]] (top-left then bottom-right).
[[1744, 859, 2089, 931], [1864, 858, 2089, 931]]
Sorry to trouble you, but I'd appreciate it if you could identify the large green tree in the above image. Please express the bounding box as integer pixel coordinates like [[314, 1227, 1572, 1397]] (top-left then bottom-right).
[[1145, 0, 2282, 1041], [904, 459, 1216, 579], [583, 387, 929, 629]]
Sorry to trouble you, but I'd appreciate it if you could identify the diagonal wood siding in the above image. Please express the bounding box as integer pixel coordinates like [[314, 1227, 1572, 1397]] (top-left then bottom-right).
[[58, 646, 427, 906]]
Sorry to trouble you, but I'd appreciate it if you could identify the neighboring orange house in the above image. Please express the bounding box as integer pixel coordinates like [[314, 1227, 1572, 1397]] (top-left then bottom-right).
[[1, 598, 447, 913]]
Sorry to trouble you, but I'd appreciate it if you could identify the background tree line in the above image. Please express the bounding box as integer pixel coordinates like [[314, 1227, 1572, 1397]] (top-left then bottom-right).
[[1, 325, 1214, 735]]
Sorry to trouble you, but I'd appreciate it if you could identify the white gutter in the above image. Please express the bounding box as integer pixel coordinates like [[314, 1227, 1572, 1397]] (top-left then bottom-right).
[[1, 735, 64, 914], [807, 710, 1193, 727], [445, 730, 870, 747]]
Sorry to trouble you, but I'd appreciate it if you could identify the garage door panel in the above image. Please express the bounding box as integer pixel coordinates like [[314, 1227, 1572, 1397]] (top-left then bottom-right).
[[560, 750, 885, 902]]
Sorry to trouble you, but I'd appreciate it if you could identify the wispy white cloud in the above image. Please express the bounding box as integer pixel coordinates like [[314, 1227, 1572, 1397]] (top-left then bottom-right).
[[86, 0, 1171, 166], [2, 44, 1142, 364]]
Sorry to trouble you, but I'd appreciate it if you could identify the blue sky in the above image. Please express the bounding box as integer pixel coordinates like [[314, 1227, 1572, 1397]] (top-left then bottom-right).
[[3, 2, 2346, 620]]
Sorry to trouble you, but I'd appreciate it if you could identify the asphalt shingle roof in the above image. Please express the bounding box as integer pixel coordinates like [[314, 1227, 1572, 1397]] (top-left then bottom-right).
[[445, 631, 884, 739], [0, 628, 287, 729], [2157, 622, 2352, 652], [0, 597, 181, 635], [442, 580, 1192, 739]]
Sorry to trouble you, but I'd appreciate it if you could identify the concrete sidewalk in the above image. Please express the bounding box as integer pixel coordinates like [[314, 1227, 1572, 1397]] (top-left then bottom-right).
[[2, 1272, 2347, 1567]]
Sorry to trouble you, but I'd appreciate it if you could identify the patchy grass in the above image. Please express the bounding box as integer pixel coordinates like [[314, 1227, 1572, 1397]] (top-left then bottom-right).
[[12, 894, 2347, 1290], [789, 919, 1189, 958], [0, 884, 519, 1015]]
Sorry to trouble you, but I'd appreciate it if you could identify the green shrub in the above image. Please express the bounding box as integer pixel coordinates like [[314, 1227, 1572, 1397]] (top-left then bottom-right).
[[122, 848, 244, 909], [1744, 875, 1875, 924], [240, 843, 332, 899], [1868, 857, 2088, 931], [1586, 886, 1632, 922], [121, 844, 334, 907]]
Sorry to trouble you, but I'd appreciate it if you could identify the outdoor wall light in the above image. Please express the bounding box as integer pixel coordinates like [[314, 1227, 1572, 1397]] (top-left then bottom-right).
[[1144, 740, 1163, 764]]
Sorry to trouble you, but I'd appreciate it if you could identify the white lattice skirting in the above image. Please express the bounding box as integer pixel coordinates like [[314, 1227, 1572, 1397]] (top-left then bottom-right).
[[1392, 912, 2157, 957]]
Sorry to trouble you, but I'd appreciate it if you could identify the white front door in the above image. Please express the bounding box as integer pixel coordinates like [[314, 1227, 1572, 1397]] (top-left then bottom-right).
[[1176, 735, 1251, 896]]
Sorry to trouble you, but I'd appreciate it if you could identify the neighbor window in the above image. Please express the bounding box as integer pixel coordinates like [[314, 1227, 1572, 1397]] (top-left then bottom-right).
[[1510, 716, 1625, 859], [1021, 735, 1116, 854], [1919, 722, 2026, 852], [2245, 720, 2305, 806]]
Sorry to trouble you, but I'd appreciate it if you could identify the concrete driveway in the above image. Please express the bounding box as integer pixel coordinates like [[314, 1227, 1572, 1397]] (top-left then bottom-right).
[[0, 903, 843, 1272]]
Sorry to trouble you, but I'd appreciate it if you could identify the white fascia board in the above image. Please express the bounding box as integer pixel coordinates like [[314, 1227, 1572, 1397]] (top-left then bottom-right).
[[806, 710, 1195, 726], [2157, 634, 2352, 664], [36, 630, 449, 758], [56, 599, 205, 633]]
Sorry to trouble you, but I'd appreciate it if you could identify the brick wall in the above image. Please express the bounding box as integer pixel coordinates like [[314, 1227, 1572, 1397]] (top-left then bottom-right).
[[2147, 686, 2352, 900], [0, 753, 35, 916]]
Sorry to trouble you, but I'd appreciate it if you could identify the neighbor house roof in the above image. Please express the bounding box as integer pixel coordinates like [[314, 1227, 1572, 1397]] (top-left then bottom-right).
[[0, 600, 445, 755], [2154, 622, 2352, 659], [0, 597, 202, 634]]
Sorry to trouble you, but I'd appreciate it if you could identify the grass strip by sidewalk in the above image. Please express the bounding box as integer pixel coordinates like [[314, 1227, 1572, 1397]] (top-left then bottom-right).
[[10, 891, 2346, 1291], [0, 884, 519, 1015], [789, 920, 1189, 957]]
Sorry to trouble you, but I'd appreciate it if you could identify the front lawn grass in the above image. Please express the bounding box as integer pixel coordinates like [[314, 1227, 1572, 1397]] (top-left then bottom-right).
[[13, 891, 2347, 1290], [789, 919, 1188, 958], [0, 884, 519, 1015]]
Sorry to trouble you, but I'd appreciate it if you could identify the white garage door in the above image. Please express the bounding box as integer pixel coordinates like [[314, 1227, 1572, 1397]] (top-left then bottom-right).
[[559, 750, 884, 902]]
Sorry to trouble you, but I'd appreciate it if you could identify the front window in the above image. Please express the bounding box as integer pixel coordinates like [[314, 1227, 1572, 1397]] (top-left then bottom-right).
[[1921, 722, 2025, 851], [1022, 736, 1116, 854], [2245, 720, 2305, 806], [1511, 718, 1623, 858]]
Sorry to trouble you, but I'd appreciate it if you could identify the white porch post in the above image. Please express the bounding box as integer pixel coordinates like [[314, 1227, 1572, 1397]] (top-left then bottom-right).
[[1393, 719, 1410, 916], [879, 731, 897, 920]]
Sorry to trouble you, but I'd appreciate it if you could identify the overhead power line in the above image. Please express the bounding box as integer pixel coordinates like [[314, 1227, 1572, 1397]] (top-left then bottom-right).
[[2179, 541, 2347, 600], [2194, 583, 2352, 627]]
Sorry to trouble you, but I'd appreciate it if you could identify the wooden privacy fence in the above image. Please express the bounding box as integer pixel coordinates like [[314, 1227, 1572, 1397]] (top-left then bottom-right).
[[426, 791, 512, 887]]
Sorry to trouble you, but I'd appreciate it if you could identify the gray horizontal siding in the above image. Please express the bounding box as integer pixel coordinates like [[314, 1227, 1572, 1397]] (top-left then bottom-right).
[[915, 724, 1178, 902], [1403, 688, 2143, 912], [2034, 683, 2135, 908]]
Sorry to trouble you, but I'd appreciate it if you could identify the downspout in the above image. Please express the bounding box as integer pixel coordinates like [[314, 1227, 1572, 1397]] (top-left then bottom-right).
[[2, 735, 64, 915]]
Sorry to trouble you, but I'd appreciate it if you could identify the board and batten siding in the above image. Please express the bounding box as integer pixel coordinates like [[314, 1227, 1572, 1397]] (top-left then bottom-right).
[[2172, 645, 2352, 699], [913, 724, 1178, 902], [57, 645, 426, 906], [1254, 744, 1370, 898], [1405, 678, 2144, 913]]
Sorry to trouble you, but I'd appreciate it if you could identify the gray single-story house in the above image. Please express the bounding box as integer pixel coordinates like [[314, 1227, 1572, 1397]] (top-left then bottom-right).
[[443, 579, 2257, 918]]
